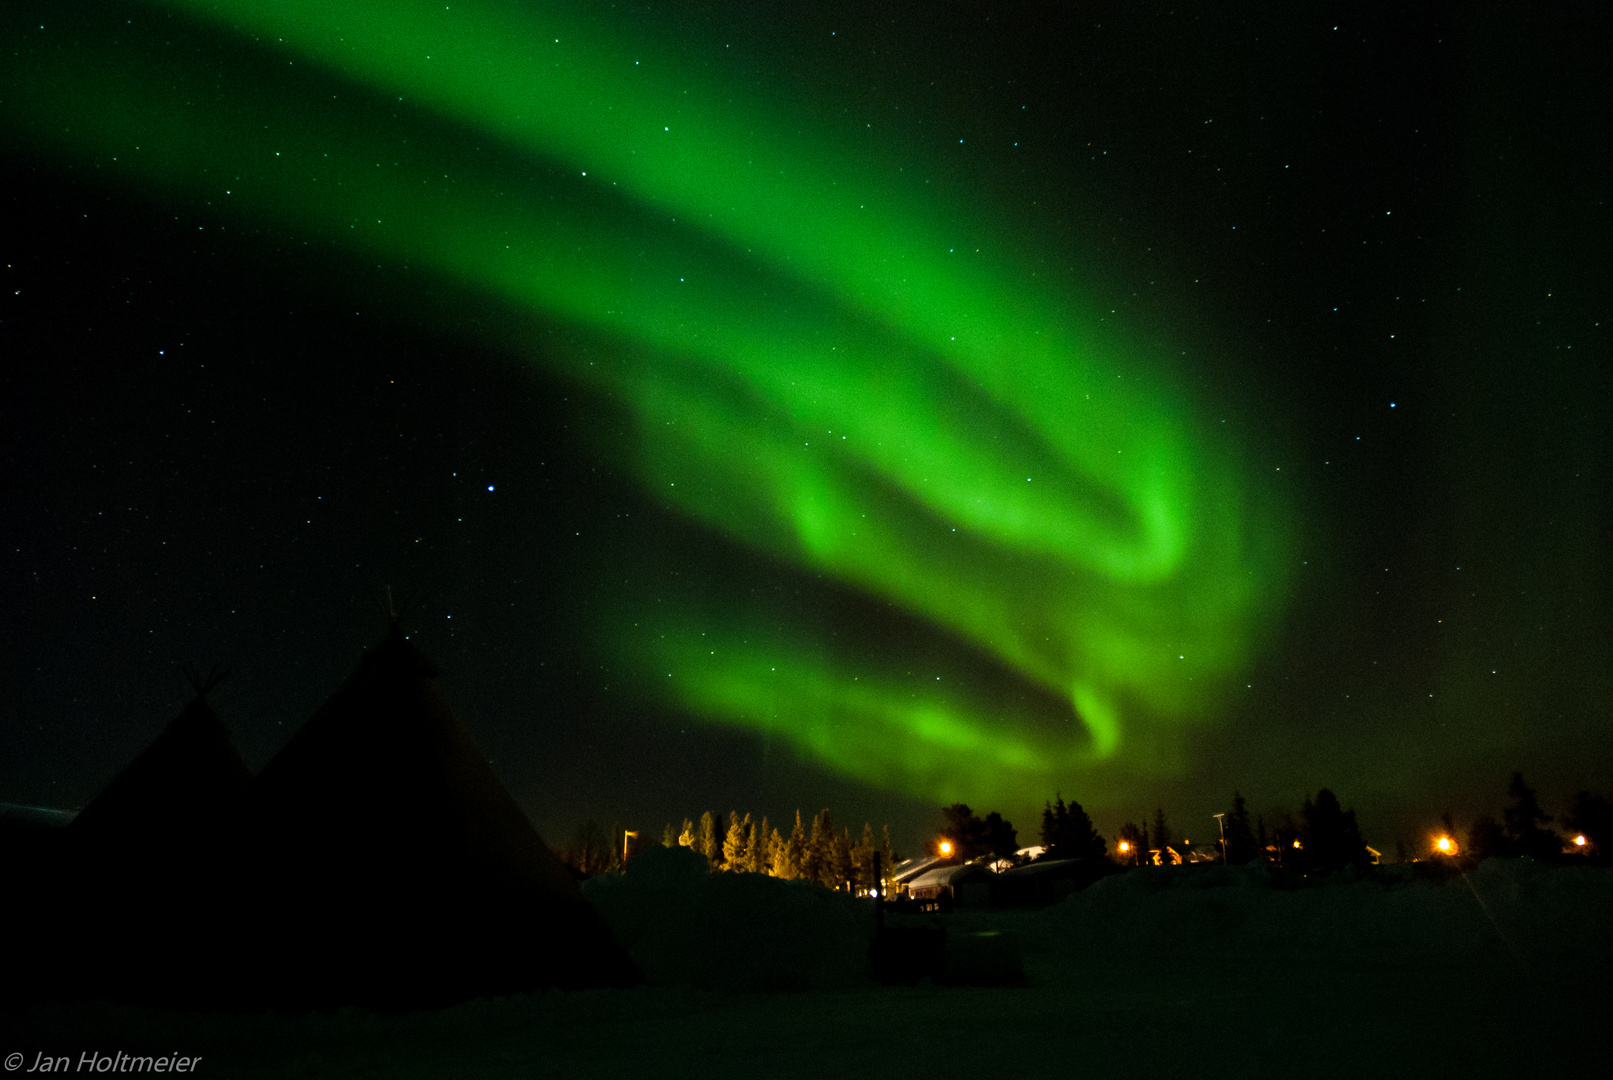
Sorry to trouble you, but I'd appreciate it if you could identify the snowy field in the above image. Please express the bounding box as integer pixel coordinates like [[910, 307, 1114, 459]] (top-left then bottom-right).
[[6, 857, 1609, 1078]]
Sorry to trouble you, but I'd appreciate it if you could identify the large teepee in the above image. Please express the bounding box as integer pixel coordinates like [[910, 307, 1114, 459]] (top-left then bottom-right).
[[241, 625, 639, 1008]]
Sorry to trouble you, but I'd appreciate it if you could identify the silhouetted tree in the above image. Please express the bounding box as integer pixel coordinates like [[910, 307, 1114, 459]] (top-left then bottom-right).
[[830, 828, 855, 890], [1041, 794, 1106, 860], [1563, 791, 1611, 856], [1298, 789, 1370, 873], [661, 822, 677, 847], [937, 803, 985, 860], [1151, 807, 1174, 861], [563, 820, 617, 876], [1467, 813, 1507, 859], [983, 811, 1018, 859], [1270, 811, 1302, 865], [1116, 821, 1147, 865], [803, 809, 833, 885], [1502, 773, 1558, 859], [1224, 792, 1258, 864]]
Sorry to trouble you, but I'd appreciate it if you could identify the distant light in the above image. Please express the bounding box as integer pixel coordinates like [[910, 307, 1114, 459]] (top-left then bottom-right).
[[1436, 836, 1453, 853], [1118, 841, 1130, 853], [486, 484, 495, 492], [1576, 835, 1587, 848], [939, 840, 953, 857], [1292, 839, 1302, 849]]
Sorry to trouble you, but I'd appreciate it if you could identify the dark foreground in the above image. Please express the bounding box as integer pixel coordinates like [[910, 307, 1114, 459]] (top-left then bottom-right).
[[6, 915, 1607, 1079]]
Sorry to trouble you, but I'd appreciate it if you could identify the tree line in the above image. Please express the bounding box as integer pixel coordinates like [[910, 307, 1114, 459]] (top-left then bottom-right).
[[557, 810, 898, 893], [666, 809, 898, 892], [1441, 773, 1609, 862], [560, 774, 1611, 885]]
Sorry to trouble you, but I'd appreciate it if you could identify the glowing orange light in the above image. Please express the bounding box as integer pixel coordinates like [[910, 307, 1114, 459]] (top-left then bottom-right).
[[1292, 839, 1302, 849], [1575, 835, 1587, 848], [1118, 841, 1130, 853], [1436, 836, 1452, 853], [939, 841, 953, 857]]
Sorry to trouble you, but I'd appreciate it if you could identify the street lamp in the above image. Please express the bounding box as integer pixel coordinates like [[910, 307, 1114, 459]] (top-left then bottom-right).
[[1435, 836, 1455, 855], [1213, 813, 1228, 865], [939, 840, 954, 858]]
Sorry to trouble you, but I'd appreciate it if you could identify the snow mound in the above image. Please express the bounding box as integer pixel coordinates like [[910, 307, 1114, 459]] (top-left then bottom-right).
[[581, 845, 876, 991], [1042, 858, 1613, 966]]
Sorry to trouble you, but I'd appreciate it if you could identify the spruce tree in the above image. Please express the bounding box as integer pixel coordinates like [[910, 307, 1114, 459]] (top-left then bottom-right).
[[754, 817, 773, 873], [1117, 821, 1146, 865], [678, 818, 696, 849], [1502, 773, 1558, 859], [772, 825, 799, 878], [698, 811, 721, 869], [1468, 812, 1507, 859], [1039, 797, 1068, 851], [982, 811, 1018, 859], [744, 817, 762, 873], [1041, 795, 1106, 860], [723, 811, 750, 870], [942, 803, 992, 860], [831, 828, 855, 890], [1152, 808, 1173, 859], [852, 822, 878, 892], [1299, 789, 1370, 872], [662, 822, 677, 847], [804, 809, 832, 886], [1225, 792, 1257, 863]]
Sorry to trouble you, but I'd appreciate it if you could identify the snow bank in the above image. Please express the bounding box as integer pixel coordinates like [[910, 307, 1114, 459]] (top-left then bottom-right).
[[1037, 858, 1613, 967], [580, 845, 876, 991]]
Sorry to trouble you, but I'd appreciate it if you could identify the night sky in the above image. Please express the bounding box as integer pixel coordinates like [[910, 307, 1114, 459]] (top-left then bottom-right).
[[3, 1, 1608, 856]]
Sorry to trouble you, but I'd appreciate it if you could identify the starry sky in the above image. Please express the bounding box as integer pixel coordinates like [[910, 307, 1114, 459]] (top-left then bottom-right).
[[3, 1, 1608, 855]]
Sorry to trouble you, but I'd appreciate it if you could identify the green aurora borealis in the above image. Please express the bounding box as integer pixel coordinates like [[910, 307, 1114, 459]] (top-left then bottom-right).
[[5, 1, 1295, 805]]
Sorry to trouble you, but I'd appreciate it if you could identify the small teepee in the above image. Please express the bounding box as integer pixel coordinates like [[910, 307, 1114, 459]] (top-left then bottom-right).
[[69, 669, 251, 860], [54, 670, 253, 1006]]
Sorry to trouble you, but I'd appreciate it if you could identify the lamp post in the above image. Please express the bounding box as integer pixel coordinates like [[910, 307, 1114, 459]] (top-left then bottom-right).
[[1213, 813, 1227, 865], [622, 829, 638, 870]]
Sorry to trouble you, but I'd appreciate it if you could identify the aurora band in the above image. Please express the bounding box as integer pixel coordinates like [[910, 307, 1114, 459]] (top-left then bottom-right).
[[2, 0, 1291, 802]]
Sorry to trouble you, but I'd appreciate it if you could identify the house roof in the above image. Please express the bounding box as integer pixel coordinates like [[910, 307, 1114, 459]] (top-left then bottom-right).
[[890, 854, 951, 883], [907, 862, 996, 890]]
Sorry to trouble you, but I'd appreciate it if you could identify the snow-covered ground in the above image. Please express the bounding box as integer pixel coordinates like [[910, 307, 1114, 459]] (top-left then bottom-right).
[[6, 857, 1609, 1077]]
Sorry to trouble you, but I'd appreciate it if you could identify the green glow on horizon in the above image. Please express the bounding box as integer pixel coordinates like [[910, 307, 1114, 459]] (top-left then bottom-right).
[[3, 1, 1292, 803]]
